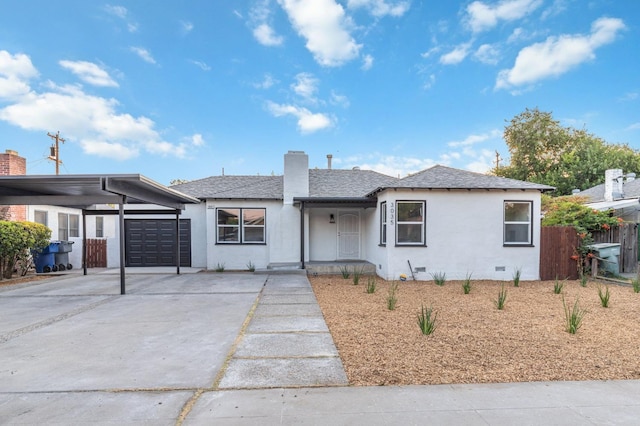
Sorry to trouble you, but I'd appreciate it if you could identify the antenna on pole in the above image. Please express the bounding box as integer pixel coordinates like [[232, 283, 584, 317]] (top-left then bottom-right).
[[47, 131, 65, 175]]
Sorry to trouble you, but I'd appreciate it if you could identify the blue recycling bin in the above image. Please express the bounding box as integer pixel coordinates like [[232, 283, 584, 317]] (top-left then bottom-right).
[[32, 242, 61, 273]]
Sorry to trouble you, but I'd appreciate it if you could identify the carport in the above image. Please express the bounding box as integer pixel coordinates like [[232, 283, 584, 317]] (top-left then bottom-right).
[[0, 174, 200, 294]]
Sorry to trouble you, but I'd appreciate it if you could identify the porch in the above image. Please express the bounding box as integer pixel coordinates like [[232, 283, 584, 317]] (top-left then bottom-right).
[[305, 260, 376, 276]]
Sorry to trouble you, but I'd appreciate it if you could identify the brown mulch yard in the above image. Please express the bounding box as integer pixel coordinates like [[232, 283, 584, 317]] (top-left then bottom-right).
[[310, 276, 640, 386]]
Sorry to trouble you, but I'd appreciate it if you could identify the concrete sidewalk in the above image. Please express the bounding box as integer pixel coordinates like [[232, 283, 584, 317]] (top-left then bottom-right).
[[2, 271, 640, 425]]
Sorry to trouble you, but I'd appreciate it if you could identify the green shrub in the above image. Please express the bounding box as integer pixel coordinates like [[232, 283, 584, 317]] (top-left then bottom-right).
[[0, 221, 51, 279], [632, 278, 640, 293], [215, 262, 225, 272], [387, 281, 399, 310], [417, 305, 438, 335], [352, 267, 364, 285], [563, 296, 587, 334], [462, 273, 472, 294], [365, 276, 377, 294], [512, 267, 521, 287], [553, 278, 564, 294], [579, 273, 588, 287], [495, 284, 507, 310], [597, 285, 610, 308], [246, 261, 255, 272], [339, 265, 350, 279], [431, 271, 446, 286]]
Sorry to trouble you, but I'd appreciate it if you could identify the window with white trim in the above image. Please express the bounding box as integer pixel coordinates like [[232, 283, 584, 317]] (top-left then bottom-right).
[[504, 201, 532, 245], [380, 201, 387, 245], [217, 208, 265, 244], [396, 201, 425, 245], [95, 216, 104, 238], [58, 213, 79, 240]]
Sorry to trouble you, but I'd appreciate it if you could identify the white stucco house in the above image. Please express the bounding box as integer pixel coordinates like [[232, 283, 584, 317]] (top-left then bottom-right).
[[164, 151, 553, 281]]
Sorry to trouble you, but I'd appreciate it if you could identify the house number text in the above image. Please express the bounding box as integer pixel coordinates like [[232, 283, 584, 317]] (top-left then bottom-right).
[[389, 202, 395, 225]]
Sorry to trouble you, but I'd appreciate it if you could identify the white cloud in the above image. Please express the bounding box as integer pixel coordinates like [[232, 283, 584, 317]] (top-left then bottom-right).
[[130, 47, 157, 64], [278, 0, 362, 67], [253, 23, 284, 46], [420, 46, 440, 59], [191, 133, 205, 146], [465, 149, 495, 173], [253, 73, 277, 89], [266, 101, 333, 133], [346, 0, 410, 17], [180, 20, 194, 33], [541, 0, 569, 20], [291, 72, 319, 101], [330, 91, 350, 107], [0, 52, 191, 161], [619, 92, 638, 101], [474, 43, 500, 65], [59, 60, 118, 87], [0, 51, 38, 99], [466, 0, 542, 33], [104, 4, 138, 32], [339, 154, 438, 178], [447, 129, 501, 147], [190, 60, 211, 71], [422, 74, 436, 90], [496, 17, 626, 90], [361, 54, 374, 70], [439, 42, 472, 65], [626, 123, 640, 131]]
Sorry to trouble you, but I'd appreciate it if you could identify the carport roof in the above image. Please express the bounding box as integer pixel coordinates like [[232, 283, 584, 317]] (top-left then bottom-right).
[[0, 174, 200, 210]]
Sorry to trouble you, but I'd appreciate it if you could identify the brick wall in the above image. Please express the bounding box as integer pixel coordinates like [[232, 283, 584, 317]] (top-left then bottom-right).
[[0, 149, 27, 221]]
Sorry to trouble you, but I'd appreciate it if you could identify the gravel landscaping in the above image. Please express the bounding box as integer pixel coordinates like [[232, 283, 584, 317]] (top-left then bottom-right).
[[310, 275, 640, 386]]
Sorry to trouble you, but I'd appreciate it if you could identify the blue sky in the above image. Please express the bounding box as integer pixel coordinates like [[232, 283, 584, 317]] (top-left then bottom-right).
[[0, 0, 638, 185]]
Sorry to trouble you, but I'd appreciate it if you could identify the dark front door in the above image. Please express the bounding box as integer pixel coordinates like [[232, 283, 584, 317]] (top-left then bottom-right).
[[125, 219, 191, 267]]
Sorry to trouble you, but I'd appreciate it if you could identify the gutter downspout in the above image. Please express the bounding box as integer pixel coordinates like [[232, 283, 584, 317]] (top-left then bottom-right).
[[300, 201, 305, 269]]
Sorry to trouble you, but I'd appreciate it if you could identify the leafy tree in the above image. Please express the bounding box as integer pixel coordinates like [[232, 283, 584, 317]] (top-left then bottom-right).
[[494, 108, 640, 195], [0, 221, 51, 279], [541, 195, 619, 235]]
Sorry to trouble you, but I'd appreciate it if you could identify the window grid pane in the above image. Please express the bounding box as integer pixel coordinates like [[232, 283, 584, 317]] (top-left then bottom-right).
[[504, 201, 532, 244], [69, 215, 79, 238], [396, 201, 425, 245], [58, 213, 69, 241]]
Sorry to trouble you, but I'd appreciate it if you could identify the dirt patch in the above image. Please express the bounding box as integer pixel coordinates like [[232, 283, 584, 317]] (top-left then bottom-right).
[[0, 274, 51, 287], [310, 276, 640, 386]]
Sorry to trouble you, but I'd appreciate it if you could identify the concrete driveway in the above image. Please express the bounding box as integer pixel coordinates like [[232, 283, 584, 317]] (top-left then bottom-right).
[[0, 270, 266, 424]]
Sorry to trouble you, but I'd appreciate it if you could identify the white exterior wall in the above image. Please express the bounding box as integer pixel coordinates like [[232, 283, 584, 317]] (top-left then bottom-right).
[[309, 208, 337, 261], [372, 189, 543, 281], [204, 199, 283, 270]]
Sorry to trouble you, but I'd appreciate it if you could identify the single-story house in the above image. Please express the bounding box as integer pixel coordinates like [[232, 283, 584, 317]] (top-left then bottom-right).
[[577, 169, 640, 222], [167, 151, 553, 281]]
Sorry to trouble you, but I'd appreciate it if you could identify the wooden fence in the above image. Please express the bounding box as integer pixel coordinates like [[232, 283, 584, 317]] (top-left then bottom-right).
[[591, 222, 638, 273], [540, 226, 580, 280], [85, 239, 107, 268]]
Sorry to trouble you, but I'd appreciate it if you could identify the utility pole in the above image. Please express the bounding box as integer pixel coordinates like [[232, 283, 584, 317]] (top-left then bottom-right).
[[494, 150, 502, 169], [47, 131, 65, 175]]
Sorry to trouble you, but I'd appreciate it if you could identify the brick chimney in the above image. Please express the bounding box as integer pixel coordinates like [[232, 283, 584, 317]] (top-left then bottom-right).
[[0, 149, 27, 221]]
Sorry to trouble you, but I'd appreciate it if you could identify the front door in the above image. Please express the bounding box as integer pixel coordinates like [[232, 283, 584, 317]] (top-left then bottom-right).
[[338, 211, 360, 259]]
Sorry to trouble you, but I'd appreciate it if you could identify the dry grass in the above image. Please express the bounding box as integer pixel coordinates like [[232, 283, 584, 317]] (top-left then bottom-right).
[[310, 275, 640, 386]]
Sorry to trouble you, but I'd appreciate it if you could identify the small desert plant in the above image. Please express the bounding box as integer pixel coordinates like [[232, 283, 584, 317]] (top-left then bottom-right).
[[417, 305, 438, 335], [494, 284, 507, 310], [553, 277, 564, 294], [339, 265, 351, 279], [597, 285, 610, 308], [632, 278, 640, 293], [352, 267, 364, 285], [246, 261, 255, 272], [387, 281, 399, 310], [431, 271, 446, 286], [579, 273, 588, 287], [365, 276, 377, 294], [462, 273, 472, 294], [563, 296, 587, 334], [512, 267, 521, 287], [215, 262, 225, 272]]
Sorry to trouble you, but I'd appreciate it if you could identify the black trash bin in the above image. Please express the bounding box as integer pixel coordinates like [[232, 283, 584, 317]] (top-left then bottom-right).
[[53, 240, 74, 271]]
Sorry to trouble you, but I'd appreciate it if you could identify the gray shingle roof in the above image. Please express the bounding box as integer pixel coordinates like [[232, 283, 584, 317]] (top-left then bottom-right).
[[309, 169, 398, 197], [578, 179, 640, 202], [171, 165, 553, 200], [367, 165, 554, 195], [170, 175, 283, 199]]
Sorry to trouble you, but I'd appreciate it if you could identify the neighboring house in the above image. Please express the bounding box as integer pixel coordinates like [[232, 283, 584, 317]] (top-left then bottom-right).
[[166, 151, 553, 281], [577, 169, 640, 222]]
